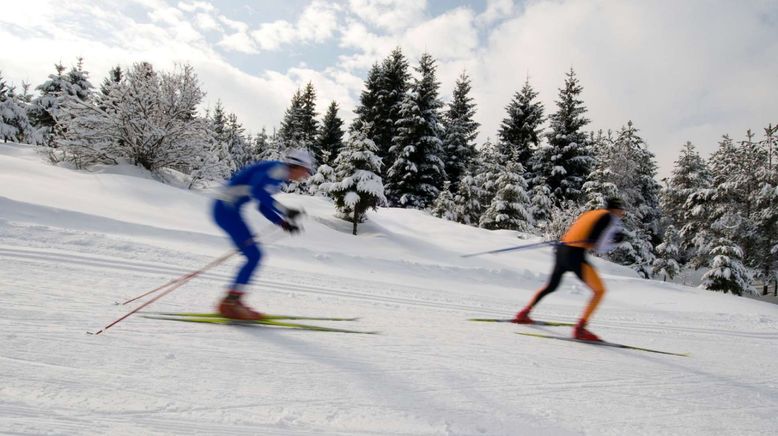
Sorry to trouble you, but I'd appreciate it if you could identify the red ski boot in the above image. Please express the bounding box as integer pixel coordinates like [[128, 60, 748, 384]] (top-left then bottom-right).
[[574, 320, 601, 342], [512, 308, 534, 324], [218, 290, 264, 320]]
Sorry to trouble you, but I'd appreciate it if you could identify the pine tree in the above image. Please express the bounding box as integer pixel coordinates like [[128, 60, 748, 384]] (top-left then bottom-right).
[[474, 139, 501, 214], [479, 162, 532, 232], [441, 72, 479, 191], [431, 182, 458, 222], [29, 63, 70, 145], [497, 78, 544, 182], [754, 124, 778, 294], [453, 172, 483, 226], [0, 72, 36, 144], [308, 163, 336, 197], [661, 141, 712, 264], [702, 238, 751, 295], [652, 224, 681, 281], [385, 53, 445, 208], [252, 127, 270, 160], [533, 68, 593, 203], [225, 113, 252, 172], [96, 66, 123, 113], [376, 48, 410, 173], [317, 101, 344, 166], [278, 83, 319, 156], [326, 124, 386, 235], [351, 63, 382, 145]]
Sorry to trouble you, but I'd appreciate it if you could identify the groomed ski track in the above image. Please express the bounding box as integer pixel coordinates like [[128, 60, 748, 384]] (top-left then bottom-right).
[[2, 143, 777, 435]]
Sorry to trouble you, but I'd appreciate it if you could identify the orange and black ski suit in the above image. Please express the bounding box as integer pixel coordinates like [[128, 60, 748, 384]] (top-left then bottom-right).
[[527, 209, 621, 323]]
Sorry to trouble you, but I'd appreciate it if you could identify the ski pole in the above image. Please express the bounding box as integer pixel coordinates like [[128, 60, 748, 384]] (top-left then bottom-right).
[[460, 240, 590, 258], [118, 247, 237, 305], [119, 226, 282, 305]]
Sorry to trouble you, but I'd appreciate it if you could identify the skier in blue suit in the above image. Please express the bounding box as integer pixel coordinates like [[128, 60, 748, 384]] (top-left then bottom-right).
[[213, 149, 314, 320]]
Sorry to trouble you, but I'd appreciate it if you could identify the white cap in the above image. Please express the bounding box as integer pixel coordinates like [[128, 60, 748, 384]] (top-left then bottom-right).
[[284, 149, 315, 174]]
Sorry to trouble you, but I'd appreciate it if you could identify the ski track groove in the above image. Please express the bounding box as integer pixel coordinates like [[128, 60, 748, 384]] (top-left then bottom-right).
[[1, 245, 775, 340]]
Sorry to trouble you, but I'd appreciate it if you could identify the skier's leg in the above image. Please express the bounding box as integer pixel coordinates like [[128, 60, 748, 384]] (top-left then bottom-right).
[[571, 261, 605, 340], [213, 201, 263, 289], [576, 262, 605, 323], [514, 249, 569, 322]]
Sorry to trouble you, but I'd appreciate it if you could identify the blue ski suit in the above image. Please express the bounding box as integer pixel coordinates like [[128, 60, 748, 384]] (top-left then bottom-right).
[[212, 161, 289, 290]]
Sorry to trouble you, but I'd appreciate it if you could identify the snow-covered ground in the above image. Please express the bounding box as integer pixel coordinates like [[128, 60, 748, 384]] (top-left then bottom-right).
[[1, 142, 776, 435]]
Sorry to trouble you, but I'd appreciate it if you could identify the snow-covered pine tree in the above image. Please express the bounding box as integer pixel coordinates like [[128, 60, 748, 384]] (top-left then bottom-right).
[[252, 127, 270, 160], [691, 134, 751, 291], [260, 128, 284, 160], [29, 63, 74, 145], [351, 63, 382, 147], [529, 182, 555, 232], [754, 124, 778, 294], [479, 162, 532, 232], [474, 138, 501, 214], [299, 82, 320, 159], [385, 53, 445, 208], [497, 78, 544, 184], [308, 163, 336, 197], [225, 113, 252, 172], [441, 72, 479, 191], [317, 101, 344, 167], [702, 237, 751, 295], [533, 68, 593, 204], [652, 224, 681, 281], [661, 141, 712, 264], [278, 83, 319, 154], [375, 47, 410, 175], [326, 124, 386, 235], [453, 171, 483, 226], [66, 58, 94, 103], [431, 182, 458, 222], [0, 72, 37, 144]]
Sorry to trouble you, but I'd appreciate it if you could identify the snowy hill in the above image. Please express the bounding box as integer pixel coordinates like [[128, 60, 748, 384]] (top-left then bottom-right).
[[1, 142, 777, 435]]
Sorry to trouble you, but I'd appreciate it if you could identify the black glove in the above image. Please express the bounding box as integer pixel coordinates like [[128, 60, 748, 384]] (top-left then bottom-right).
[[286, 208, 303, 221], [280, 220, 301, 234], [612, 231, 625, 243]]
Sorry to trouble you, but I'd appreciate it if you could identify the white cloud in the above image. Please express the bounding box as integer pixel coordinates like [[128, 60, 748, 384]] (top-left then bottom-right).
[[218, 14, 249, 32], [246, 1, 340, 53], [348, 0, 427, 33], [217, 31, 257, 53], [177, 1, 214, 13], [476, 0, 515, 26], [251, 20, 297, 51], [194, 13, 222, 32], [338, 7, 478, 71]]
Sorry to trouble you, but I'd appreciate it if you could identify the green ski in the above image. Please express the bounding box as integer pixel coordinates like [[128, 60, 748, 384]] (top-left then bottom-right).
[[142, 314, 377, 334], [516, 332, 689, 357], [141, 311, 359, 321]]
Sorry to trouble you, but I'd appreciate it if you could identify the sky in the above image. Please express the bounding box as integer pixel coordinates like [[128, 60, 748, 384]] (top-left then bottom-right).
[[1, 0, 777, 177]]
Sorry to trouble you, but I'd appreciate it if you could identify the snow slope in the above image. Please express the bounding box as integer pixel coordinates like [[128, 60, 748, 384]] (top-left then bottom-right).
[[1, 142, 776, 435]]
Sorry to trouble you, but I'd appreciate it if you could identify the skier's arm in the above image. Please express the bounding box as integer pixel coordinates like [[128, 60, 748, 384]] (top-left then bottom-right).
[[249, 172, 286, 225], [591, 214, 623, 253]]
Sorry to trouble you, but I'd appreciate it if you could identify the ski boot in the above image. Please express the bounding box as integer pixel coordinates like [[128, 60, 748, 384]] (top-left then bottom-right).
[[218, 290, 264, 320], [512, 308, 534, 324], [574, 320, 601, 342]]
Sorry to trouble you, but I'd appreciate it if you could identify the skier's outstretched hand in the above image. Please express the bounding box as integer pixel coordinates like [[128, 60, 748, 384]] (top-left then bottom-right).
[[281, 220, 301, 234]]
